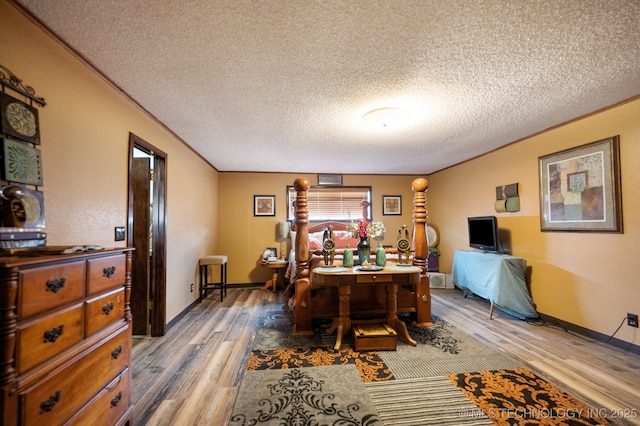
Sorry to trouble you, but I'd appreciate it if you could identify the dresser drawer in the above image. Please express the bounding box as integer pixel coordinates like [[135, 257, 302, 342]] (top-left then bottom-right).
[[85, 288, 125, 337], [87, 254, 126, 295], [18, 261, 86, 318], [17, 304, 84, 374], [20, 325, 130, 426], [66, 368, 131, 426]]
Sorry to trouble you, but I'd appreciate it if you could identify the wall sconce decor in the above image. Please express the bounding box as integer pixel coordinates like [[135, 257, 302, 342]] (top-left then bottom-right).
[[495, 183, 520, 213]]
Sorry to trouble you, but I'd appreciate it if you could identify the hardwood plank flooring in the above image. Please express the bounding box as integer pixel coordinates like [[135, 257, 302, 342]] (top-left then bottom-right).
[[131, 287, 640, 425]]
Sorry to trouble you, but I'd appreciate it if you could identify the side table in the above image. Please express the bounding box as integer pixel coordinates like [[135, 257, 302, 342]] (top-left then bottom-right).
[[260, 261, 287, 292], [313, 265, 421, 350]]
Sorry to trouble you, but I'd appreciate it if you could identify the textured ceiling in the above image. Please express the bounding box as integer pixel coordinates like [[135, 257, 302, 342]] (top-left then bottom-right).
[[13, 0, 640, 174]]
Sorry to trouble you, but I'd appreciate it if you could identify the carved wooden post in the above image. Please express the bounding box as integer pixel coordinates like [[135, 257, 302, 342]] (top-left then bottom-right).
[[0, 267, 18, 426], [124, 250, 133, 323], [412, 177, 433, 326], [292, 177, 313, 335], [412, 178, 429, 272]]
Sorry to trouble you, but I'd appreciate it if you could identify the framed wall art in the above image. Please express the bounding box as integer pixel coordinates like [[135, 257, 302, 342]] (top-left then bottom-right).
[[1, 138, 43, 185], [317, 174, 342, 186], [254, 195, 275, 216], [538, 135, 622, 232], [0, 92, 41, 144], [382, 195, 402, 215]]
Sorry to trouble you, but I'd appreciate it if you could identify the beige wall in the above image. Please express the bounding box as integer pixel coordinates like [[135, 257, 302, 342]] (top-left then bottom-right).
[[218, 173, 427, 284], [428, 98, 640, 346], [2, 1, 219, 322]]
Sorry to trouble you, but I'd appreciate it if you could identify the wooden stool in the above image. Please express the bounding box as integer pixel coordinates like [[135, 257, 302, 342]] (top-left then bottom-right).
[[199, 255, 227, 302]]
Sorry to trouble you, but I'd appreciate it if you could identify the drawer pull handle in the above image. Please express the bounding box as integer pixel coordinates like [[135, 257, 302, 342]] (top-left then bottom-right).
[[40, 390, 61, 413], [43, 325, 64, 343], [111, 392, 122, 407], [45, 277, 66, 293], [372, 275, 377, 281], [103, 266, 116, 278], [102, 302, 115, 315], [111, 345, 123, 359]]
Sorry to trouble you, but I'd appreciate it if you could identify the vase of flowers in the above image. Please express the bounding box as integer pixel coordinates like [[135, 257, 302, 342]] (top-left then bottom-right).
[[357, 237, 370, 265], [347, 219, 386, 265]]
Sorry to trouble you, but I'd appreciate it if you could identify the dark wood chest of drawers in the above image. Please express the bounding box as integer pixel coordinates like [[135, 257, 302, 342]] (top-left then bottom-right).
[[0, 248, 134, 425]]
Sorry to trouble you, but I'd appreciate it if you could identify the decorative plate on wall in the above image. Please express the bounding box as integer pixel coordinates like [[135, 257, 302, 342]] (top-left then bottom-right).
[[0, 187, 44, 228], [1, 138, 43, 186], [0, 92, 40, 144], [427, 225, 439, 247], [21, 188, 45, 228]]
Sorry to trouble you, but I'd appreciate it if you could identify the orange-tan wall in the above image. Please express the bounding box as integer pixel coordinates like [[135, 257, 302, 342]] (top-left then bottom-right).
[[428, 98, 640, 346], [218, 173, 426, 285], [1, 1, 219, 322]]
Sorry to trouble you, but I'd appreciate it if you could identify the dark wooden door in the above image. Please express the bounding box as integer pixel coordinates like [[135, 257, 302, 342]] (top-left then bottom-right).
[[131, 157, 151, 335], [128, 133, 167, 337]]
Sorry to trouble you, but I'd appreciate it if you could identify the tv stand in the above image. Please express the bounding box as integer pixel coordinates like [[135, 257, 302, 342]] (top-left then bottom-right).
[[451, 250, 537, 320]]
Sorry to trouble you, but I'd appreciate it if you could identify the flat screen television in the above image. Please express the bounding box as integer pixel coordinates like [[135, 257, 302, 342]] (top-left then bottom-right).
[[467, 216, 500, 252]]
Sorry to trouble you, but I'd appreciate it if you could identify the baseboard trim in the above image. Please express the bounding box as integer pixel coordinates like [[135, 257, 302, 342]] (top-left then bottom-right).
[[538, 312, 640, 355], [167, 283, 266, 331], [167, 299, 199, 331]]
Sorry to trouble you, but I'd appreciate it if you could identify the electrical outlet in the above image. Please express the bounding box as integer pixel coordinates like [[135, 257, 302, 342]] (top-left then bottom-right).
[[627, 313, 638, 328], [114, 226, 125, 241], [190, 283, 194, 293]]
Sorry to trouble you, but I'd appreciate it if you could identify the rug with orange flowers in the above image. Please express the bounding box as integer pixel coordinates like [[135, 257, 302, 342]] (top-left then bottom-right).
[[229, 307, 608, 425], [446, 368, 609, 425]]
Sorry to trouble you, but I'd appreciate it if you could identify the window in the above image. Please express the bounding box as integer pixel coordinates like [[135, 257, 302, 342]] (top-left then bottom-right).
[[287, 186, 372, 221]]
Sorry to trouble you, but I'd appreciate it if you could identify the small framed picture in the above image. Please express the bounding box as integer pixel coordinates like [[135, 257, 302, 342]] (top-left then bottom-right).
[[254, 195, 275, 216], [263, 247, 277, 261], [317, 174, 343, 185], [382, 195, 402, 215]]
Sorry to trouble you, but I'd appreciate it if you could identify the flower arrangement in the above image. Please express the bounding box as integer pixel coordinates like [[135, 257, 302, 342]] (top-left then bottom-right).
[[346, 219, 386, 239]]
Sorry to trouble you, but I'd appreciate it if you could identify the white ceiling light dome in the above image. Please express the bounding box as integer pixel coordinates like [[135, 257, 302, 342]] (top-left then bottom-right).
[[361, 107, 411, 128]]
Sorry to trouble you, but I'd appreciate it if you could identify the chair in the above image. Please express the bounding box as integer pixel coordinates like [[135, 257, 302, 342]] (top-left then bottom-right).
[[199, 255, 228, 302]]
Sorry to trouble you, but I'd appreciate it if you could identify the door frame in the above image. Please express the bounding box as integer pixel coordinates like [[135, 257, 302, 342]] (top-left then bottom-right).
[[127, 133, 167, 336]]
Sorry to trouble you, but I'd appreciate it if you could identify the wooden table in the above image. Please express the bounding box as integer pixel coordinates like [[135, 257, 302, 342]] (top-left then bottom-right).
[[260, 261, 287, 292], [313, 265, 421, 350]]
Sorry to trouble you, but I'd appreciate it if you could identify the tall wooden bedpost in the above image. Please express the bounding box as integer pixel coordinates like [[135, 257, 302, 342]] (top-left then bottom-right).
[[292, 177, 314, 335], [412, 177, 433, 326]]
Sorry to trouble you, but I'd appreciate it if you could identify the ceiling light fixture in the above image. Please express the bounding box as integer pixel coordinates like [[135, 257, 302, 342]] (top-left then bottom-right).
[[361, 107, 410, 128]]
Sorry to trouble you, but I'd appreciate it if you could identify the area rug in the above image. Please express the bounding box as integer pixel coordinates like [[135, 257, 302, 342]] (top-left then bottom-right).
[[230, 307, 608, 425], [230, 365, 381, 426], [448, 367, 609, 426]]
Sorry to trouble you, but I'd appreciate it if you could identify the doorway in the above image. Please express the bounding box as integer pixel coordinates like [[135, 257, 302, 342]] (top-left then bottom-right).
[[128, 133, 167, 336]]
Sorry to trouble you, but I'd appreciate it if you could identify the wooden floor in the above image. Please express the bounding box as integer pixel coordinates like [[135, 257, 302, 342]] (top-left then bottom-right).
[[131, 287, 640, 426]]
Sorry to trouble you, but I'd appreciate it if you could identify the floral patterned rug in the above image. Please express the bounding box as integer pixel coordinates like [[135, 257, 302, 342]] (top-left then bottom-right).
[[448, 368, 609, 425], [230, 306, 607, 425]]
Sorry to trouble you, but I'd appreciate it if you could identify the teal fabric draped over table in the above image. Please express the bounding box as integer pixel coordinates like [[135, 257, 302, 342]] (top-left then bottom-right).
[[451, 250, 538, 319]]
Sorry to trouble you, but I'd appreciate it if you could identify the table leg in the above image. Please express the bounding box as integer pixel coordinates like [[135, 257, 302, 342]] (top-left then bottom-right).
[[259, 278, 274, 291], [387, 284, 417, 346], [329, 286, 351, 351], [259, 267, 282, 292]]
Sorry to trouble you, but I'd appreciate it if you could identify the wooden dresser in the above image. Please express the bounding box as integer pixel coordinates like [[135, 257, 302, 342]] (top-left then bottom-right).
[[0, 248, 134, 425]]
